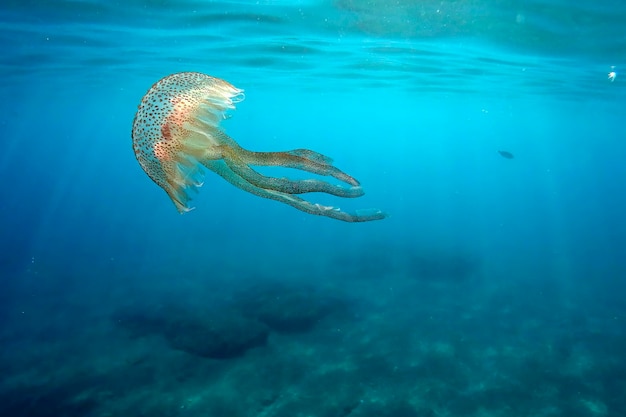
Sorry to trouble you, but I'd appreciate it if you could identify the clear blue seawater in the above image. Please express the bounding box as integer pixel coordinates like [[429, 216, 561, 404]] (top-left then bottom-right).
[[1, 1, 626, 416]]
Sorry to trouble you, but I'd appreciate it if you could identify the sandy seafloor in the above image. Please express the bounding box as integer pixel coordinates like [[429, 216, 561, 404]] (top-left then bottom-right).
[[1, 244, 624, 417]]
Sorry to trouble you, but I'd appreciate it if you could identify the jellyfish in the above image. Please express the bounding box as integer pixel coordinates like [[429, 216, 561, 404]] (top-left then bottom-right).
[[132, 72, 386, 222]]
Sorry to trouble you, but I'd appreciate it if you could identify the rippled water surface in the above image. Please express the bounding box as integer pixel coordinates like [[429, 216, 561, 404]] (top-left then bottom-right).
[[2, 0, 626, 98]]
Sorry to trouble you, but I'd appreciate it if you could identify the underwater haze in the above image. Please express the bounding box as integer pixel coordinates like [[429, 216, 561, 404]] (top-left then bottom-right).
[[1, 0, 626, 416]]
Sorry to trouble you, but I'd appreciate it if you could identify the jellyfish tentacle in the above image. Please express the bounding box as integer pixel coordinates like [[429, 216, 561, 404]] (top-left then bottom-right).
[[286, 149, 334, 165], [239, 149, 360, 186], [219, 146, 364, 198], [213, 132, 359, 186], [203, 160, 386, 222]]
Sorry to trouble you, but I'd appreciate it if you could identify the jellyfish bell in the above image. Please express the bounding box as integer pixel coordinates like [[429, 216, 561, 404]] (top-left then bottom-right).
[[132, 72, 386, 222]]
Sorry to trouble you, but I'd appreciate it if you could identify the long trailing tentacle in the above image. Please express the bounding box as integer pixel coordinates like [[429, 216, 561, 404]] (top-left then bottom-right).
[[202, 159, 386, 223], [214, 132, 360, 186], [240, 148, 360, 186], [219, 146, 364, 198]]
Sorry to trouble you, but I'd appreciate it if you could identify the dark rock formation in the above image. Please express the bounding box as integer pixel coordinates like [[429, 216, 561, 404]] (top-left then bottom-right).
[[113, 305, 268, 359], [163, 310, 268, 359], [235, 283, 345, 333]]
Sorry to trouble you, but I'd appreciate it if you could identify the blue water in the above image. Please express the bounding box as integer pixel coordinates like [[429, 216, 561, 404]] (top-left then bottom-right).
[[1, 0, 626, 416]]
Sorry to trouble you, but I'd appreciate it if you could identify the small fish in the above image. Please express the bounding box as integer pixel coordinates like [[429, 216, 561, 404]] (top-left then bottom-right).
[[498, 150, 514, 159]]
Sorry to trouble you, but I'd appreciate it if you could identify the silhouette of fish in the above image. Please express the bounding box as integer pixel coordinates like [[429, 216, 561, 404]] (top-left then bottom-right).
[[498, 150, 514, 159]]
